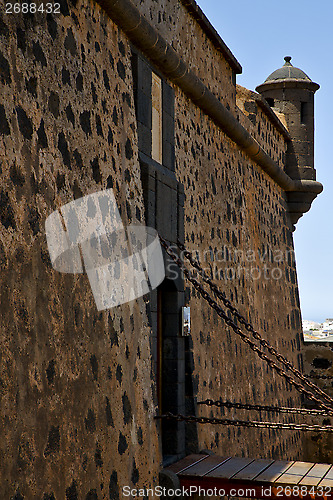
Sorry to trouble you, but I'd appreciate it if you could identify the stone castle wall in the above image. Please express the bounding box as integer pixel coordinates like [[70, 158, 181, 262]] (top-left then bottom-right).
[[0, 1, 161, 497], [0, 0, 326, 497], [236, 85, 288, 170], [130, 0, 238, 108], [174, 86, 304, 460]]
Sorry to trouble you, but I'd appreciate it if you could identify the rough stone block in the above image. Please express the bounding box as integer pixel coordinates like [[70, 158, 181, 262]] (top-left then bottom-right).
[[163, 337, 185, 360], [162, 312, 180, 337], [137, 90, 152, 128], [162, 141, 175, 171], [156, 181, 177, 241], [162, 81, 175, 118], [163, 380, 186, 406], [136, 54, 152, 95], [162, 112, 175, 145], [162, 420, 185, 456], [138, 122, 152, 156]]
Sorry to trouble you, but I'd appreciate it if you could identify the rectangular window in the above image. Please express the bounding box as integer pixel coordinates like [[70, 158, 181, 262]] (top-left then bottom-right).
[[301, 102, 307, 124], [151, 72, 163, 164]]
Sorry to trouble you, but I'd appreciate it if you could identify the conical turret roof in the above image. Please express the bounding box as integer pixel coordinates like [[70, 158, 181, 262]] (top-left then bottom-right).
[[256, 56, 319, 92], [264, 56, 312, 83]]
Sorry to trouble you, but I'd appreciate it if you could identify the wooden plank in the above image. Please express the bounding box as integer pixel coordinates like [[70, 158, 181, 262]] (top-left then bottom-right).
[[317, 478, 333, 488], [166, 454, 207, 474], [275, 462, 315, 485], [299, 475, 328, 487], [232, 459, 275, 481], [317, 466, 333, 489], [181, 455, 231, 476], [276, 474, 311, 485], [281, 462, 316, 477], [255, 461, 294, 483], [322, 466, 333, 480], [205, 457, 254, 479], [169, 454, 333, 494], [299, 464, 332, 486]]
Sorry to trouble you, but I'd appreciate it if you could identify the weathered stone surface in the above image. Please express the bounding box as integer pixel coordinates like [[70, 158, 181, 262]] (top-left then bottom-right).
[[0, 0, 322, 496], [131, 0, 237, 109], [0, 2, 155, 497]]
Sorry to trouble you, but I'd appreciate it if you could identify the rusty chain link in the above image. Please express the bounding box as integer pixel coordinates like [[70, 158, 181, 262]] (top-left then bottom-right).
[[177, 240, 333, 408], [155, 413, 333, 433], [307, 374, 333, 380], [159, 236, 333, 414], [198, 399, 333, 416]]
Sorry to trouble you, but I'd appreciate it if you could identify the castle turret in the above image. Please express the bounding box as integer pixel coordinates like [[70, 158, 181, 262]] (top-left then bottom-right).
[[256, 56, 320, 181]]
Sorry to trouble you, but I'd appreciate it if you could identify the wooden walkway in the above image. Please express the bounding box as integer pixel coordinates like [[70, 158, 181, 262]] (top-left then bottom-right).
[[166, 454, 333, 499]]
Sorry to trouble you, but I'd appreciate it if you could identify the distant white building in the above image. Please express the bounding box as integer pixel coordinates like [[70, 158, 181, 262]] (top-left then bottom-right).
[[322, 319, 333, 332], [302, 319, 320, 332], [303, 318, 333, 341]]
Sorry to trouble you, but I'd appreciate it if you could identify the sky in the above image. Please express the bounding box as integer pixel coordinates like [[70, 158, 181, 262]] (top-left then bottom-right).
[[196, 0, 332, 323]]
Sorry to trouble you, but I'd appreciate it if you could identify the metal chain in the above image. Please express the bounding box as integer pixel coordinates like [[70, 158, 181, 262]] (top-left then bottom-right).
[[155, 413, 333, 433], [159, 236, 333, 414], [307, 374, 333, 380], [176, 239, 333, 407], [198, 399, 333, 416]]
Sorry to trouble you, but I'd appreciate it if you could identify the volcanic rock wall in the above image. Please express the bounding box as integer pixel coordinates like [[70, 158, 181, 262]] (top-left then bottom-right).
[[0, 0, 321, 497], [174, 86, 304, 460], [0, 1, 161, 497], [131, 0, 305, 461]]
